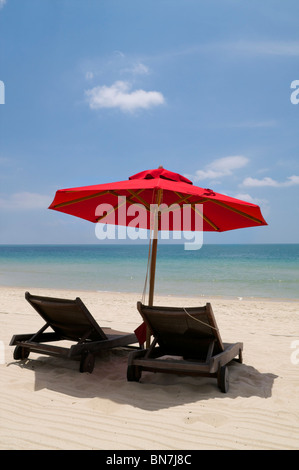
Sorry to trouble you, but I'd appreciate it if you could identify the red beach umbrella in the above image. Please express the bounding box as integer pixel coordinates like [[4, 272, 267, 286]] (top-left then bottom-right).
[[49, 166, 267, 343]]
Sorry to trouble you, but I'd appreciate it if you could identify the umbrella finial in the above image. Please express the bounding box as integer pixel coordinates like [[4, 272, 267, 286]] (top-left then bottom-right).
[[158, 165, 163, 169]]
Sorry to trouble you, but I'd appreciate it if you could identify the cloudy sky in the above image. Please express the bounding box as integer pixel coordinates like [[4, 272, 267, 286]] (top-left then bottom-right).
[[0, 0, 298, 244]]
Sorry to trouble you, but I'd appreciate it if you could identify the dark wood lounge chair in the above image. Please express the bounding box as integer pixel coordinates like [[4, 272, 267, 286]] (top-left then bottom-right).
[[10, 291, 139, 373], [127, 302, 243, 392]]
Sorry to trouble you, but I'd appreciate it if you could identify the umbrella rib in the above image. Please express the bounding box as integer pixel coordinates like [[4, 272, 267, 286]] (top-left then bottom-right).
[[157, 192, 209, 211], [158, 199, 219, 231], [96, 196, 127, 222], [192, 205, 220, 231], [102, 189, 148, 209], [53, 191, 111, 208], [208, 200, 265, 224], [53, 189, 150, 212], [173, 192, 194, 204], [127, 190, 151, 211], [95, 189, 151, 222], [158, 195, 219, 230], [173, 192, 209, 206], [173, 195, 264, 225]]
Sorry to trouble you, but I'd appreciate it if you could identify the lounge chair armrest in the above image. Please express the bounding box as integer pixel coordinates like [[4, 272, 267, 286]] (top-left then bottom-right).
[[209, 342, 243, 373]]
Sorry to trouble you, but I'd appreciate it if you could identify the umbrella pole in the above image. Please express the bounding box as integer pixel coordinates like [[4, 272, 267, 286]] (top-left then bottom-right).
[[146, 188, 162, 347], [146, 236, 158, 347], [148, 236, 158, 307]]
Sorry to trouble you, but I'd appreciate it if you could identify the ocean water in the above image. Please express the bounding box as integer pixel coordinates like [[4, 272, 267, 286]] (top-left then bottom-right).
[[0, 244, 298, 300]]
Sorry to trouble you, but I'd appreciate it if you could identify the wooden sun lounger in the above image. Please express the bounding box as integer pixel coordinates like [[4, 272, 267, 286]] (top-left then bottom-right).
[[10, 292, 139, 373], [127, 302, 243, 392]]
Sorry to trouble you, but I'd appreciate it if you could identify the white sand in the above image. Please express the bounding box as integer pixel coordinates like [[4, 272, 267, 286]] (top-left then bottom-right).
[[0, 286, 298, 450]]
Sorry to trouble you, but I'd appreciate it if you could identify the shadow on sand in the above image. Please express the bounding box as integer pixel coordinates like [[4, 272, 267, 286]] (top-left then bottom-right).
[[8, 348, 278, 411]]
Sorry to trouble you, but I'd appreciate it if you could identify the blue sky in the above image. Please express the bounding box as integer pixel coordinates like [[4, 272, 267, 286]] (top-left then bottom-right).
[[0, 0, 298, 244]]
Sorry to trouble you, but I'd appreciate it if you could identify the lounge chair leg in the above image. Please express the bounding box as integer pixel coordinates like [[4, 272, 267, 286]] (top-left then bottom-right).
[[127, 365, 141, 382], [238, 349, 243, 363], [13, 345, 30, 360], [79, 352, 95, 373], [217, 365, 229, 393]]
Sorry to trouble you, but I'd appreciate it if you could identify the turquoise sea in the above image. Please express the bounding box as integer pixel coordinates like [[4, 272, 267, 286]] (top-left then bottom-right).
[[0, 244, 298, 300]]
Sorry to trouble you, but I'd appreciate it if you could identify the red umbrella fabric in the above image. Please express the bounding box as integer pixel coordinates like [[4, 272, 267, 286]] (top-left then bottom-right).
[[49, 167, 267, 232], [49, 167, 267, 344]]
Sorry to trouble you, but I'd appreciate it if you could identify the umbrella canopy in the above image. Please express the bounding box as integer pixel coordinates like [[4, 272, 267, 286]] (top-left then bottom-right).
[[49, 167, 267, 233], [49, 166, 267, 343]]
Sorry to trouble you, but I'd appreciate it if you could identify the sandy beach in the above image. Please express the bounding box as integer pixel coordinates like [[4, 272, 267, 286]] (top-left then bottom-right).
[[0, 285, 298, 450]]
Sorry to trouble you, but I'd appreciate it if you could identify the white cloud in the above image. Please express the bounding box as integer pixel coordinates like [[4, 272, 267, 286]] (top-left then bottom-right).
[[234, 193, 270, 217], [191, 155, 249, 181], [85, 80, 165, 113], [234, 192, 268, 205], [132, 63, 149, 75], [0, 0, 6, 9], [242, 175, 299, 188], [0, 192, 51, 210], [234, 193, 258, 204]]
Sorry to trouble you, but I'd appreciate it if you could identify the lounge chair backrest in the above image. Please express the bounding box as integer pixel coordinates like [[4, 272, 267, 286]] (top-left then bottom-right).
[[25, 292, 107, 342], [137, 302, 224, 358]]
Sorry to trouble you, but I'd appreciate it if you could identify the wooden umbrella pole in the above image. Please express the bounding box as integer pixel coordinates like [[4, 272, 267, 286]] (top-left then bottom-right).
[[148, 236, 158, 307], [146, 188, 163, 347]]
